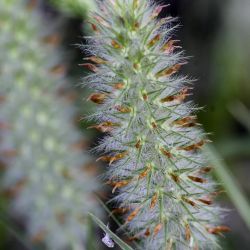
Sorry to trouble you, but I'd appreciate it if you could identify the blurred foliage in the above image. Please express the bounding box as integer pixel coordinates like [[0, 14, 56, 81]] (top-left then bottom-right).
[[49, 0, 96, 17]]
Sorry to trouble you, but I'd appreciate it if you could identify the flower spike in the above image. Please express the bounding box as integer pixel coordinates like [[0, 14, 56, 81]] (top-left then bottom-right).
[[83, 0, 226, 249]]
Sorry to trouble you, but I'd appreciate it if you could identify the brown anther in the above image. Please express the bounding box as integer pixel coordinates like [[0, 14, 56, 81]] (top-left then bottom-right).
[[153, 223, 163, 236], [156, 64, 182, 78], [88, 93, 107, 104], [126, 207, 140, 222], [135, 139, 141, 149], [50, 65, 66, 75], [151, 5, 169, 19], [116, 105, 131, 113], [160, 148, 172, 158], [185, 223, 191, 241], [161, 39, 180, 53], [27, 0, 37, 10], [42, 34, 61, 45], [210, 190, 225, 197], [150, 193, 158, 209], [179, 140, 209, 152], [138, 165, 151, 179], [1, 149, 18, 158], [79, 63, 98, 72], [111, 40, 123, 49], [114, 82, 125, 89], [31, 230, 46, 243], [85, 56, 107, 64], [143, 94, 148, 101], [144, 228, 150, 237], [177, 87, 190, 102], [0, 121, 11, 130], [2, 178, 27, 198], [151, 122, 157, 129], [133, 22, 140, 30], [197, 198, 212, 205], [0, 95, 6, 103], [97, 151, 128, 165], [56, 212, 66, 224], [88, 22, 99, 32], [62, 169, 73, 179], [109, 179, 131, 193], [112, 207, 129, 214], [172, 116, 197, 127], [206, 225, 231, 235], [127, 235, 139, 241], [182, 196, 196, 207], [133, 63, 140, 70], [88, 121, 119, 133], [188, 175, 207, 183], [148, 34, 161, 48], [170, 173, 180, 183], [160, 87, 190, 103], [199, 166, 213, 174]]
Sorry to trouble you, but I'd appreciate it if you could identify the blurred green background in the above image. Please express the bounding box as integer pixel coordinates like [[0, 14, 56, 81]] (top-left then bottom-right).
[[0, 0, 250, 249]]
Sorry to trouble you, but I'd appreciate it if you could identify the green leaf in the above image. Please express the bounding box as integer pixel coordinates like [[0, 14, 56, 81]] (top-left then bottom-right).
[[88, 213, 134, 250], [206, 145, 250, 229]]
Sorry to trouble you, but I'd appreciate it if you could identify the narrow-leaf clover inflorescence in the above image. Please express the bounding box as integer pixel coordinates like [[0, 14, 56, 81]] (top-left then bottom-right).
[[84, 0, 228, 249]]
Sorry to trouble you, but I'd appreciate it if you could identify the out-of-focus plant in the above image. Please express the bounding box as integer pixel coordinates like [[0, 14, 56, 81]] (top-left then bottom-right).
[[83, 0, 228, 249], [50, 0, 96, 17], [0, 0, 100, 249]]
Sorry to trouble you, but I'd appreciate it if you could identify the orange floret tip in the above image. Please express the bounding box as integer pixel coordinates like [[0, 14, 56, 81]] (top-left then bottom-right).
[[88, 121, 119, 133], [148, 34, 161, 48], [87, 93, 107, 104], [144, 228, 151, 237], [206, 225, 231, 235], [160, 148, 172, 158], [138, 165, 151, 179], [151, 5, 170, 19], [185, 224, 191, 241], [156, 63, 184, 78], [161, 87, 190, 103], [153, 223, 163, 237], [79, 63, 98, 72], [161, 39, 181, 53], [96, 151, 128, 165], [126, 207, 140, 222], [150, 193, 158, 209], [85, 56, 107, 64], [197, 198, 213, 205], [188, 175, 207, 184], [111, 40, 123, 49]]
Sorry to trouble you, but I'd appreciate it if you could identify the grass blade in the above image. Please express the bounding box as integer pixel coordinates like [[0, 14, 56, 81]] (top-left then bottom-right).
[[88, 213, 133, 250], [206, 145, 250, 228]]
